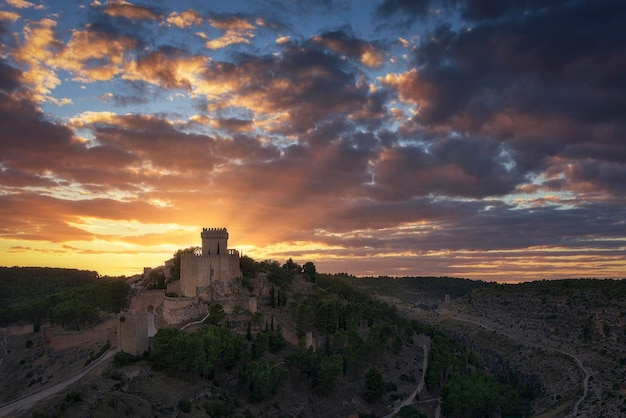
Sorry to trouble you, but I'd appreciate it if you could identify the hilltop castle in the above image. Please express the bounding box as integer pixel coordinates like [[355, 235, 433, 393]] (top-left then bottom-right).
[[179, 227, 242, 299]]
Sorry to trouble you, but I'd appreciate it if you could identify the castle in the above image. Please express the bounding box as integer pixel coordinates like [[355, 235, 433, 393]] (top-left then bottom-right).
[[119, 227, 248, 354], [179, 227, 241, 299]]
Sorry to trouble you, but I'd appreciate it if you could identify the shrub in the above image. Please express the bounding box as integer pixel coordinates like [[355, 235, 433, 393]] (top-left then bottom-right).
[[178, 398, 192, 413]]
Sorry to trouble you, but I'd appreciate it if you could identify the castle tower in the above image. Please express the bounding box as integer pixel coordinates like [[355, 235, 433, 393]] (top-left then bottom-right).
[[201, 227, 229, 256]]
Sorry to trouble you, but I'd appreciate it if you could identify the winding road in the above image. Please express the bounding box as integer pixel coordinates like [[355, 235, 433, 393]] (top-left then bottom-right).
[[0, 348, 118, 417], [0, 312, 212, 417]]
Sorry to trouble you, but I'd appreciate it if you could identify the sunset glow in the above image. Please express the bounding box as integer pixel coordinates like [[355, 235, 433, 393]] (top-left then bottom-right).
[[0, 0, 624, 281]]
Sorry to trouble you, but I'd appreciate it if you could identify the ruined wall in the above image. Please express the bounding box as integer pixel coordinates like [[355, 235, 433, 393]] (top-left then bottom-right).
[[162, 296, 209, 325], [129, 289, 165, 313]]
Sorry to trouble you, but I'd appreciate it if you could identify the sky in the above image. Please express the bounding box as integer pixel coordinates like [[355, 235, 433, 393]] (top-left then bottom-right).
[[0, 0, 625, 282]]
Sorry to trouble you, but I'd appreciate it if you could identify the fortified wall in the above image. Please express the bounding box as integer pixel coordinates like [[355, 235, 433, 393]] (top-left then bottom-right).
[[162, 295, 209, 325], [116, 312, 155, 356], [179, 228, 241, 301]]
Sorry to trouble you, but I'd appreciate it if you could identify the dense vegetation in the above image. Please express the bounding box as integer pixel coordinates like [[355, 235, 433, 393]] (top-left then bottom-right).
[[425, 331, 535, 417], [0, 267, 100, 301], [0, 267, 130, 329], [146, 258, 533, 415], [349, 275, 492, 302]]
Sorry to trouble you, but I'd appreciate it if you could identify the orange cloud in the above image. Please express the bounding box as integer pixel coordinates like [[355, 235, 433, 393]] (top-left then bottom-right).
[[6, 0, 35, 9], [123, 49, 210, 91], [205, 16, 255, 49], [103, 1, 159, 21], [13, 18, 61, 102], [0, 10, 20, 22], [166, 9, 203, 28], [58, 27, 136, 82]]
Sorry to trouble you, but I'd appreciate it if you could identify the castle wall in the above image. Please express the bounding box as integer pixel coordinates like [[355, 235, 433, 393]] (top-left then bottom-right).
[[129, 289, 165, 313], [162, 296, 209, 325], [43, 320, 117, 350], [117, 312, 153, 356], [201, 227, 228, 256], [178, 227, 242, 304], [180, 253, 199, 297], [197, 255, 213, 290], [166, 280, 180, 295]]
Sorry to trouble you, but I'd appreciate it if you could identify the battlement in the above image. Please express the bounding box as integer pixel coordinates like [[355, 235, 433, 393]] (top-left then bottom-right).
[[201, 227, 228, 239], [181, 251, 239, 260]]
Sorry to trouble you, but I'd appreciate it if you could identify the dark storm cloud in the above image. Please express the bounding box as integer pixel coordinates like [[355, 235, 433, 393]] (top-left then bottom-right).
[[375, 0, 432, 25], [375, 0, 626, 198], [313, 29, 385, 67], [327, 198, 626, 253], [206, 38, 374, 135], [371, 137, 521, 200], [410, 0, 626, 128], [0, 61, 21, 92]]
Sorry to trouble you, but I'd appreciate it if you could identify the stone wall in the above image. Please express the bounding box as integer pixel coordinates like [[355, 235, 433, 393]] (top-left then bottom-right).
[[42, 320, 116, 350], [117, 312, 155, 356], [0, 324, 34, 336], [162, 296, 209, 325], [129, 289, 165, 313], [166, 280, 180, 295]]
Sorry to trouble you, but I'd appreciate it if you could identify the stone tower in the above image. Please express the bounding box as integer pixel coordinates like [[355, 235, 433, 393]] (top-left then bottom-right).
[[179, 227, 241, 300], [201, 227, 228, 256]]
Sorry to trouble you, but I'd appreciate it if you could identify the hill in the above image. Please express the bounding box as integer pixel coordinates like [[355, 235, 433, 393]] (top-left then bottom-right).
[[0, 266, 533, 418]]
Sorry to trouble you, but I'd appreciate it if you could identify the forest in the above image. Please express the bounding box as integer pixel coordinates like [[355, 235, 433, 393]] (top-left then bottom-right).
[[0, 266, 130, 329]]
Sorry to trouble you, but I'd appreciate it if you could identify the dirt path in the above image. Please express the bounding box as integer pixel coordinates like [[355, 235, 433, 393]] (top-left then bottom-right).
[[0, 348, 118, 417], [382, 334, 431, 418]]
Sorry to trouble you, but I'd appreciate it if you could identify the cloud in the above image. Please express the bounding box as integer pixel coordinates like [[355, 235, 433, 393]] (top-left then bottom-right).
[[0, 0, 623, 279], [205, 14, 255, 49], [166, 9, 203, 28], [313, 30, 385, 68], [0, 10, 20, 22], [375, 0, 433, 27], [58, 26, 137, 82], [123, 46, 210, 91], [11, 18, 62, 102], [102, 0, 160, 21], [6, 0, 36, 9]]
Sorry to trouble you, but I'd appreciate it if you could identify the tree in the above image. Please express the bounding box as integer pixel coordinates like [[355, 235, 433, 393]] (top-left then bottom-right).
[[244, 359, 286, 402], [268, 285, 276, 308], [240, 255, 257, 278], [147, 267, 166, 289], [313, 352, 343, 394], [303, 262, 317, 283], [107, 280, 130, 313], [283, 258, 302, 274], [205, 304, 226, 326], [363, 367, 385, 402], [169, 247, 200, 281], [397, 406, 428, 418]]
